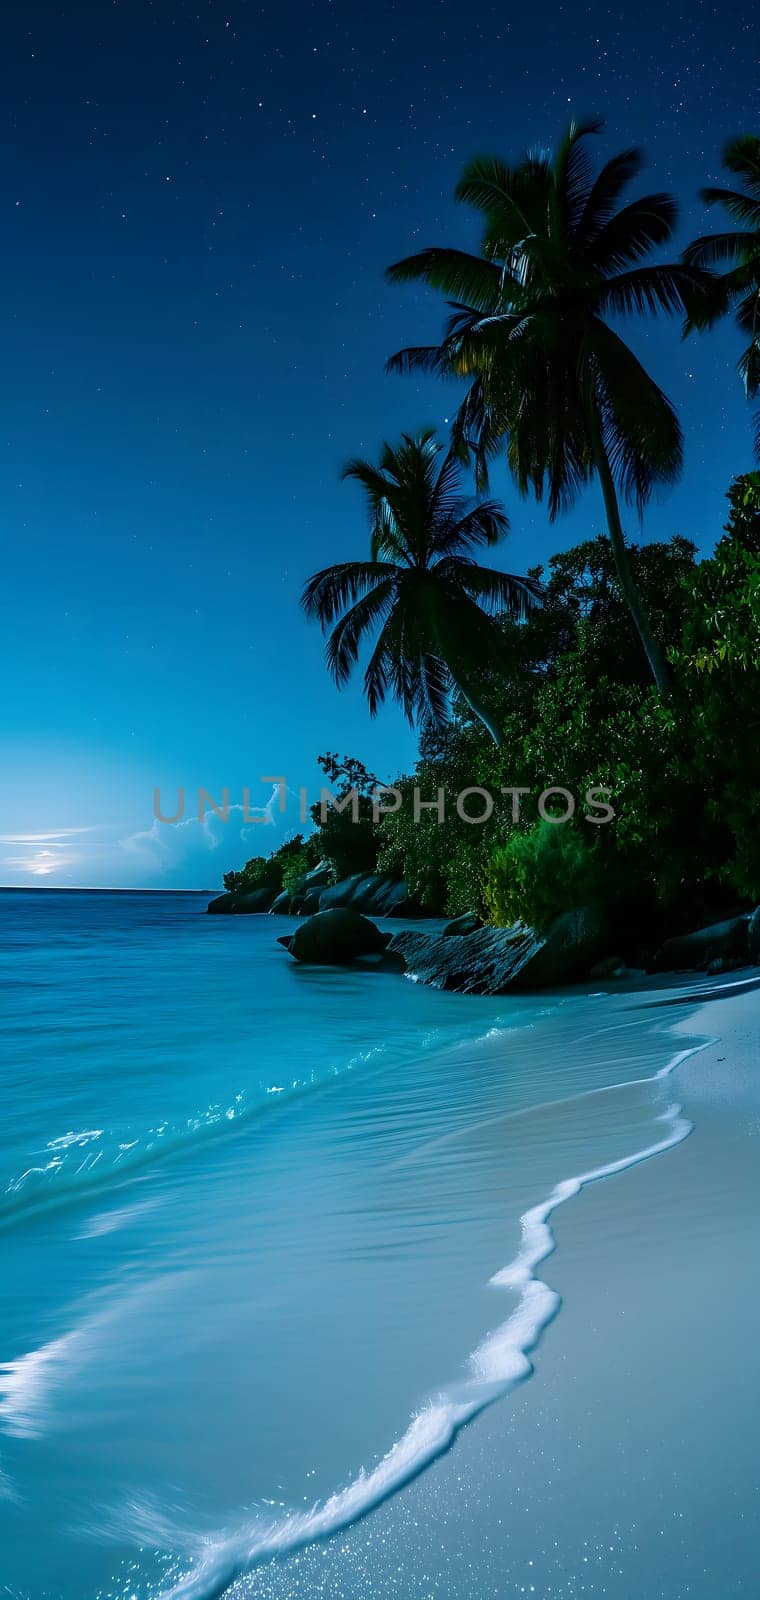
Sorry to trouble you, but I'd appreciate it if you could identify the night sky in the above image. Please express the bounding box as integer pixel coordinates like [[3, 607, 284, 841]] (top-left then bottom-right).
[[2, 0, 758, 886]]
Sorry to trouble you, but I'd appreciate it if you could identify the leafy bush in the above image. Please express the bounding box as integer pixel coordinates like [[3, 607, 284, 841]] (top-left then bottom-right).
[[221, 490, 760, 930], [310, 752, 381, 881], [223, 856, 284, 895], [281, 848, 314, 893], [483, 822, 605, 933]]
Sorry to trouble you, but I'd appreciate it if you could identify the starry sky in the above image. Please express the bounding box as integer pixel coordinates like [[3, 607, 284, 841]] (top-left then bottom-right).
[[1, 0, 758, 887]]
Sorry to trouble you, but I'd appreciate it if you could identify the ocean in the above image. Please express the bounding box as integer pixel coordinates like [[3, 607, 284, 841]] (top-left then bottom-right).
[[0, 889, 757, 1599]]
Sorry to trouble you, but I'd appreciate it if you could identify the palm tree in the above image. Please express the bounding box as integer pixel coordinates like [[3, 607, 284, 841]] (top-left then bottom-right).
[[684, 134, 760, 458], [301, 429, 541, 745], [386, 118, 709, 693]]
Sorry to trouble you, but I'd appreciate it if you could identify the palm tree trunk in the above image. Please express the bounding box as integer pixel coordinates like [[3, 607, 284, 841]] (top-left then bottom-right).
[[452, 674, 504, 746], [589, 416, 672, 693]]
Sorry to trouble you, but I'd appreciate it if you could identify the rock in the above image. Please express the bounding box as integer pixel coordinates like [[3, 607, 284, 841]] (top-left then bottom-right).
[[207, 891, 236, 913], [315, 873, 433, 918], [302, 860, 332, 890], [748, 906, 760, 966], [265, 869, 439, 919], [284, 908, 391, 965], [442, 912, 483, 937], [387, 923, 539, 993], [318, 874, 396, 915], [269, 888, 295, 915], [387, 907, 603, 996], [207, 885, 277, 914], [654, 915, 749, 972], [589, 955, 628, 980], [232, 886, 279, 913], [512, 907, 605, 990]]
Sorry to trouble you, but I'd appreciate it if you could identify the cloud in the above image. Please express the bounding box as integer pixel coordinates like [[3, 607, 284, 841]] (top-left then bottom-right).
[[118, 787, 299, 888], [0, 791, 308, 889], [0, 828, 102, 843], [0, 827, 117, 883]]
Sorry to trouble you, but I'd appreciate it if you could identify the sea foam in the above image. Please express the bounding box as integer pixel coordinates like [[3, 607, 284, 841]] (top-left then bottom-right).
[[148, 1046, 703, 1600]]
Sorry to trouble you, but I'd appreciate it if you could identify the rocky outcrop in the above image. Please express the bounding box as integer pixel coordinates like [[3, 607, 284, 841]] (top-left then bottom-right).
[[387, 907, 603, 995], [268, 888, 298, 915], [207, 885, 278, 914], [316, 873, 430, 918], [207, 891, 236, 913], [209, 867, 437, 919], [279, 908, 391, 965], [653, 914, 750, 972]]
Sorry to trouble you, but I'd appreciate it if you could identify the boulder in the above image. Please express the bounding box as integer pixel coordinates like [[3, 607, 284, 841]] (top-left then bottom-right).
[[207, 891, 236, 913], [232, 886, 279, 913], [387, 923, 539, 994], [282, 908, 391, 965], [654, 915, 749, 972], [318, 873, 396, 915], [265, 869, 439, 919], [510, 907, 605, 990], [387, 907, 603, 996], [316, 873, 433, 919], [442, 912, 483, 938], [269, 888, 295, 915], [589, 955, 628, 980], [207, 885, 277, 914], [302, 860, 333, 891]]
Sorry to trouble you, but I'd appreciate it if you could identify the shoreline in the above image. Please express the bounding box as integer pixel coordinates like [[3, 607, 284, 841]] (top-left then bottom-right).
[[143, 971, 748, 1600], [3, 893, 758, 1600]]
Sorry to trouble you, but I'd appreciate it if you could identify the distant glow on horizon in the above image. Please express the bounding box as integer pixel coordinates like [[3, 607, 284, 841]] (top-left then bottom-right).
[[28, 852, 64, 877]]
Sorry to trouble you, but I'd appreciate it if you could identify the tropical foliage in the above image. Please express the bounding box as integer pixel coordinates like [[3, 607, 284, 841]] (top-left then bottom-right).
[[686, 137, 760, 457], [223, 124, 760, 948], [386, 119, 711, 689], [302, 429, 541, 744]]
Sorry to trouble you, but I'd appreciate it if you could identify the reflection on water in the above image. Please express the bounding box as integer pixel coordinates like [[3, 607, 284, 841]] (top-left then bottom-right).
[[0, 891, 748, 1600]]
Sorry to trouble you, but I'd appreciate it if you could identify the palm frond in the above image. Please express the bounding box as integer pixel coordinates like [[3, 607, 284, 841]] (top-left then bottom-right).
[[385, 343, 458, 378], [700, 186, 760, 228], [589, 194, 677, 271], [575, 147, 644, 243], [385, 248, 504, 311], [684, 228, 758, 267], [735, 286, 760, 337], [417, 652, 453, 729], [301, 561, 395, 625], [454, 152, 550, 243], [553, 116, 605, 235], [430, 499, 509, 556], [739, 337, 760, 399], [324, 581, 396, 685], [592, 321, 683, 509], [601, 263, 709, 318], [437, 558, 543, 617], [722, 135, 760, 198]]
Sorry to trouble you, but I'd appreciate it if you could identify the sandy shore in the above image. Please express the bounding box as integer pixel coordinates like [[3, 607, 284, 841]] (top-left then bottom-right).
[[232, 974, 760, 1600]]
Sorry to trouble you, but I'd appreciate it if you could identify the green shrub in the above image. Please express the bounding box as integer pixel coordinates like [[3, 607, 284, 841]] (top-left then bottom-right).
[[240, 854, 285, 891], [279, 851, 310, 893], [483, 821, 605, 932]]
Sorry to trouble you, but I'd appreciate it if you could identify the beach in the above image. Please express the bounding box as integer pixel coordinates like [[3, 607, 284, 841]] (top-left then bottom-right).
[[0, 890, 758, 1599]]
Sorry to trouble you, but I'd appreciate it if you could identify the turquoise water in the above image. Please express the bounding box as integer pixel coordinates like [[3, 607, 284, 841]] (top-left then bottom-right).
[[0, 890, 729, 1598]]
